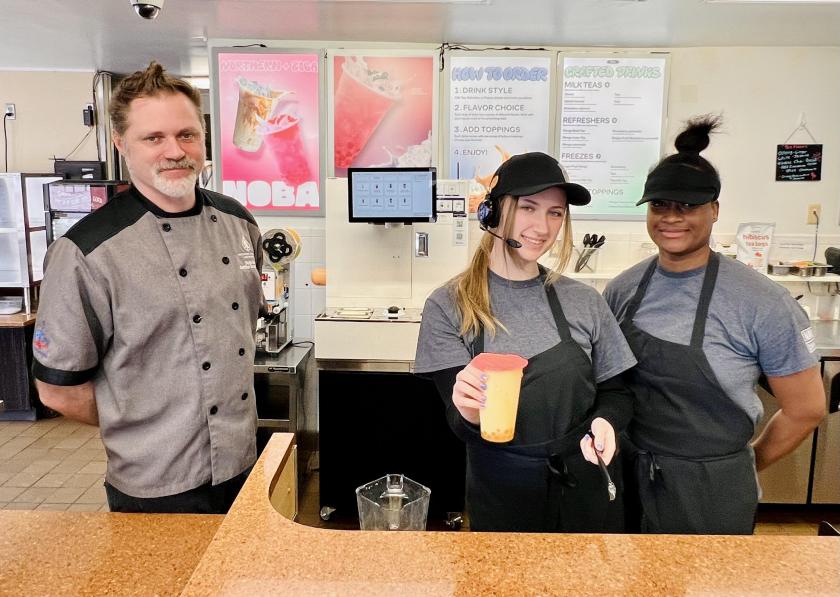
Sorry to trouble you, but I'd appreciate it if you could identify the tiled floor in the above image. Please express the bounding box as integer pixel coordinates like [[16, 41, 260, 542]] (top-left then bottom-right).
[[0, 418, 107, 512]]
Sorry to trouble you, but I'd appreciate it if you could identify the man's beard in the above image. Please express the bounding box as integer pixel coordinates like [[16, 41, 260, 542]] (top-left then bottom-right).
[[151, 157, 200, 198], [125, 155, 202, 200]]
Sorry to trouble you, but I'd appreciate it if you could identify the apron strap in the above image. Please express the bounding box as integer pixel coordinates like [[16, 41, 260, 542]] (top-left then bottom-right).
[[690, 251, 720, 349], [471, 330, 484, 357], [625, 258, 659, 320], [543, 272, 575, 345]]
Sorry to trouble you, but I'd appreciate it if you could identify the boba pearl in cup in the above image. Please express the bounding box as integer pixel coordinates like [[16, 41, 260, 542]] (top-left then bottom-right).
[[471, 353, 528, 443], [258, 111, 313, 188]]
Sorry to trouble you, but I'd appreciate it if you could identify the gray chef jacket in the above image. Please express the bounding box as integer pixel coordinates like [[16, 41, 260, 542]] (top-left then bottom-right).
[[33, 186, 264, 498]]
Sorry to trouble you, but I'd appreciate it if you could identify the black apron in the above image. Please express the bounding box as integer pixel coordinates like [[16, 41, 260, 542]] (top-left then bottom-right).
[[621, 252, 758, 535], [465, 271, 623, 533]]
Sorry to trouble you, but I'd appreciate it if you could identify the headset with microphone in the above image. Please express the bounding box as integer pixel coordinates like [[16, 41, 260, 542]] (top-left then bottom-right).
[[477, 193, 522, 249]]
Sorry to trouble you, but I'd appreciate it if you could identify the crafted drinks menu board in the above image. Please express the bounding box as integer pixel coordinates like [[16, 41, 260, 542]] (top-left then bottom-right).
[[448, 55, 552, 184], [213, 50, 321, 213], [332, 54, 435, 177], [558, 55, 668, 219]]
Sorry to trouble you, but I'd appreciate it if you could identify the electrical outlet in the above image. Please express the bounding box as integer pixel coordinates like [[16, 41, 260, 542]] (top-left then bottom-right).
[[82, 104, 95, 127], [807, 203, 821, 225], [4, 103, 15, 120]]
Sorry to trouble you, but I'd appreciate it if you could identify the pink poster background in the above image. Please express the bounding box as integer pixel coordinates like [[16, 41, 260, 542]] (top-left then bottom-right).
[[333, 55, 434, 177], [216, 52, 320, 212]]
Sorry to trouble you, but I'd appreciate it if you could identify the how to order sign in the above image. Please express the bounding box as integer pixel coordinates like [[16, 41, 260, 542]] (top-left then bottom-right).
[[448, 55, 552, 186]]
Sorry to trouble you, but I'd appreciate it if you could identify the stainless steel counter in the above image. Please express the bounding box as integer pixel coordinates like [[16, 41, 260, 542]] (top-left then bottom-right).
[[812, 320, 840, 359], [759, 320, 840, 505], [254, 343, 313, 374], [253, 343, 317, 493]]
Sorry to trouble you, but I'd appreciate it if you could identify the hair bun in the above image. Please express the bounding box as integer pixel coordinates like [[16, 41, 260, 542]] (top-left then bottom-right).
[[674, 114, 721, 155]]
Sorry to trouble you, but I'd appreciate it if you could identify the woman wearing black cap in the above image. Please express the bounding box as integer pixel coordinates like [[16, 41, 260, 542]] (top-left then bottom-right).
[[604, 116, 826, 535], [415, 152, 637, 532]]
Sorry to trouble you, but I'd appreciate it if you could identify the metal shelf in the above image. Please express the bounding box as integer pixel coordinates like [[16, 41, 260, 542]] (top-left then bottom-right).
[[765, 273, 840, 283]]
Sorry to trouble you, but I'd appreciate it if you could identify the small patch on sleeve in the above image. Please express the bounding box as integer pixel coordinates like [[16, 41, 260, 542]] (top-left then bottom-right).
[[33, 326, 50, 360], [801, 327, 817, 353]]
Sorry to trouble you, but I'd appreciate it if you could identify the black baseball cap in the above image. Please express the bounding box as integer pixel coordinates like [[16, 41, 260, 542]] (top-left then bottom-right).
[[637, 161, 721, 206], [488, 152, 591, 206]]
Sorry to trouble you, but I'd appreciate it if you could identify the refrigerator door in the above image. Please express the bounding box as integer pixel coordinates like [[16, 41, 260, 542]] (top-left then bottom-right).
[[0, 174, 27, 286], [812, 360, 840, 504], [756, 385, 813, 504]]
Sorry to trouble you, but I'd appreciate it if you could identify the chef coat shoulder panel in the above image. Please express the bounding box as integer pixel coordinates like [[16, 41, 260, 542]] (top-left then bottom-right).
[[202, 189, 258, 225], [62, 191, 148, 257]]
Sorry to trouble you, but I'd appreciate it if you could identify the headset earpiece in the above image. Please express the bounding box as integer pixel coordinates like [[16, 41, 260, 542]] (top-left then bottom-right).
[[477, 194, 500, 229]]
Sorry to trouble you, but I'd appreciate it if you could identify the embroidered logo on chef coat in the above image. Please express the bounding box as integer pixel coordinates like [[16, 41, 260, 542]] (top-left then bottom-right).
[[238, 234, 257, 270], [33, 326, 50, 359], [801, 327, 817, 353]]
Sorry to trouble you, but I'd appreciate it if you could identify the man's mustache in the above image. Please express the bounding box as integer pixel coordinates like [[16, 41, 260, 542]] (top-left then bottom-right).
[[157, 158, 198, 172]]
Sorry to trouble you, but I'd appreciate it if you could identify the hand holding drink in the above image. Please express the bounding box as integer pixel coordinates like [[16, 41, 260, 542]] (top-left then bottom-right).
[[453, 353, 528, 442]]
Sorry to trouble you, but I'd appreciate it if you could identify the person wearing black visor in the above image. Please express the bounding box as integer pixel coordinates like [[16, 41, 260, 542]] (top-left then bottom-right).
[[604, 116, 826, 535], [415, 152, 637, 532]]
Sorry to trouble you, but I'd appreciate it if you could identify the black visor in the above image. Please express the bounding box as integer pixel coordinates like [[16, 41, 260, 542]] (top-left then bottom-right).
[[637, 162, 721, 206]]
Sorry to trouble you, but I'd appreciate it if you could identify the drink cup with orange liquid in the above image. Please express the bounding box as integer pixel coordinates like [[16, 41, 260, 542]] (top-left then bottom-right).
[[470, 352, 528, 443]]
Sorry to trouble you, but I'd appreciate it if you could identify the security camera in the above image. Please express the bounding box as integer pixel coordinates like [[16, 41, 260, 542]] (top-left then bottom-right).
[[130, 0, 164, 20]]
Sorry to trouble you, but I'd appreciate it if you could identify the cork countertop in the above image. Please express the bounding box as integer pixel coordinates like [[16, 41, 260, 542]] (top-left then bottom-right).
[[0, 511, 222, 596], [182, 434, 840, 596]]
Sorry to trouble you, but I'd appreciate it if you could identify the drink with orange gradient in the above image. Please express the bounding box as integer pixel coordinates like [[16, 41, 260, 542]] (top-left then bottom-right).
[[471, 352, 528, 443]]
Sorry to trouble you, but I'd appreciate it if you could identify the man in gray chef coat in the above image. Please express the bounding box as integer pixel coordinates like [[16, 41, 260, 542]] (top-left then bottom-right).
[[32, 62, 265, 514]]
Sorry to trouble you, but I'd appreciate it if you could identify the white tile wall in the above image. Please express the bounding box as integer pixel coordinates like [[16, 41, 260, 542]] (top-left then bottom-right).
[[294, 261, 313, 289], [254, 218, 327, 341], [311, 286, 327, 318]]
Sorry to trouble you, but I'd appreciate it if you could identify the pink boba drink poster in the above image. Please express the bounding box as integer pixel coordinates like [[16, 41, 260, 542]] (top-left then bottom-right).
[[332, 54, 435, 176], [214, 50, 321, 213]]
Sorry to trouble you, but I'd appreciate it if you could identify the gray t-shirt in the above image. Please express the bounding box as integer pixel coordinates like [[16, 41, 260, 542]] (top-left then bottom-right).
[[415, 270, 637, 383], [603, 256, 819, 425]]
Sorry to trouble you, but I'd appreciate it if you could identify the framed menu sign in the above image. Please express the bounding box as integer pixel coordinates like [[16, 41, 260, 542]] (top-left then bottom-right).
[[329, 51, 437, 178], [776, 144, 822, 181], [211, 48, 323, 214], [558, 54, 669, 220]]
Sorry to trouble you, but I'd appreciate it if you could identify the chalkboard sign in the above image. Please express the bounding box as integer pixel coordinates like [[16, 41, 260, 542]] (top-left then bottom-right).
[[776, 144, 822, 181]]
